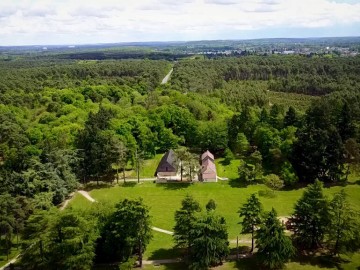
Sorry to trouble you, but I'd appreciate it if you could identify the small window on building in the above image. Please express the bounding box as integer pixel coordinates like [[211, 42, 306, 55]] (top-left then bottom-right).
[[166, 167, 168, 171]]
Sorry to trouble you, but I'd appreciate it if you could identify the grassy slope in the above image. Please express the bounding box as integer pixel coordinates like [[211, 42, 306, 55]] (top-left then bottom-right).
[[125, 154, 163, 178]]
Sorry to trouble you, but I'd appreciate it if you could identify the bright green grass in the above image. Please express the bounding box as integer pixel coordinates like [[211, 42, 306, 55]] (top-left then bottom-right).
[[144, 231, 182, 260], [70, 178, 360, 263], [215, 158, 242, 180], [126, 154, 163, 178]]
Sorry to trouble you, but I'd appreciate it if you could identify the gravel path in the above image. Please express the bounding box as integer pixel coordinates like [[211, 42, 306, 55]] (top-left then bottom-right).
[[161, 68, 173, 84], [78, 190, 96, 202], [152, 227, 174, 235]]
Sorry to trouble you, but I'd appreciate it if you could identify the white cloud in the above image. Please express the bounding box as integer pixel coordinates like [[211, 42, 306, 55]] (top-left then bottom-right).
[[0, 0, 359, 45]]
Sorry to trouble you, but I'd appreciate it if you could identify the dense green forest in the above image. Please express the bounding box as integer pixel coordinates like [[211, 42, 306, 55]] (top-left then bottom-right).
[[1, 53, 360, 269]]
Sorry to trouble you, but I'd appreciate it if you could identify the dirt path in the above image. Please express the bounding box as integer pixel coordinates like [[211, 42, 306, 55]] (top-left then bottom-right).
[[152, 227, 174, 235], [143, 258, 182, 265], [59, 192, 75, 210], [0, 255, 20, 270], [78, 190, 96, 202], [161, 68, 173, 84]]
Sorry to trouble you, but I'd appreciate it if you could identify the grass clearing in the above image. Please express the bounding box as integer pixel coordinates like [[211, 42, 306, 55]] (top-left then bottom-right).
[[70, 176, 360, 264], [125, 153, 163, 178], [71, 158, 360, 269]]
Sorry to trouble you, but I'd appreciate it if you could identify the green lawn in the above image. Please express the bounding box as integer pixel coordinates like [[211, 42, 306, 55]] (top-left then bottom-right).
[[125, 153, 163, 178], [70, 158, 360, 269], [215, 158, 242, 180]]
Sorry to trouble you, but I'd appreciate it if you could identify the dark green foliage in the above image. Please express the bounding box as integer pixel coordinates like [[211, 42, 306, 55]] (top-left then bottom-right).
[[189, 212, 229, 270], [223, 148, 234, 165], [284, 106, 298, 127], [238, 194, 263, 253], [0, 194, 32, 259], [21, 209, 99, 270], [291, 103, 345, 182], [98, 198, 152, 266], [255, 208, 295, 269], [173, 195, 201, 248], [238, 151, 263, 182], [328, 190, 360, 255], [76, 107, 118, 182], [206, 199, 217, 212], [337, 102, 355, 141], [289, 180, 329, 250]]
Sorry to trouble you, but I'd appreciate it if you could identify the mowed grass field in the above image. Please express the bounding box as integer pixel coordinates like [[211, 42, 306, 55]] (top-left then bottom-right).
[[69, 158, 360, 270], [70, 156, 360, 269]]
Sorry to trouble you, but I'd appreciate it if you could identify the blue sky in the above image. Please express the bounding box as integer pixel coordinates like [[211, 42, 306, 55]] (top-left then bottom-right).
[[0, 0, 359, 46]]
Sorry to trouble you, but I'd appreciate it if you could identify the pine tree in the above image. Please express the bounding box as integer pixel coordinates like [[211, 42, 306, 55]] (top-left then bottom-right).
[[256, 208, 294, 269], [238, 194, 262, 253], [289, 180, 329, 250], [189, 212, 229, 269], [328, 190, 360, 255], [284, 106, 297, 127], [173, 195, 201, 249]]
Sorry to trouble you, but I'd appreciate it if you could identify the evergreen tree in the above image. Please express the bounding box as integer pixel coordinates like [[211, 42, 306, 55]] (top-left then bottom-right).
[[173, 195, 201, 249], [238, 194, 263, 253], [284, 106, 297, 127], [328, 190, 360, 255], [289, 180, 329, 250], [256, 208, 294, 269], [189, 212, 229, 270], [206, 199, 217, 212], [337, 102, 355, 141], [100, 198, 152, 267]]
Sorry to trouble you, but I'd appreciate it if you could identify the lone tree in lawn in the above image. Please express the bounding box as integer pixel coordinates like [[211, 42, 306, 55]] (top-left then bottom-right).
[[289, 180, 329, 250], [189, 212, 229, 270], [328, 189, 360, 255], [256, 208, 295, 270], [173, 195, 201, 251], [238, 193, 263, 253], [102, 198, 152, 268]]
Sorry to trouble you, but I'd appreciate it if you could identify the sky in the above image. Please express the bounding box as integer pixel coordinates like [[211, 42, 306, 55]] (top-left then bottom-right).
[[0, 0, 360, 46]]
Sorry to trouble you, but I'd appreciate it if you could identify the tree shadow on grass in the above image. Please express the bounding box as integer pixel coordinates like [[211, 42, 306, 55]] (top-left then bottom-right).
[[229, 245, 251, 256], [119, 182, 137, 188], [233, 255, 258, 270], [155, 262, 188, 270], [148, 247, 184, 260], [228, 178, 251, 188], [84, 182, 114, 191], [156, 183, 191, 190], [92, 263, 119, 270], [292, 252, 349, 269]]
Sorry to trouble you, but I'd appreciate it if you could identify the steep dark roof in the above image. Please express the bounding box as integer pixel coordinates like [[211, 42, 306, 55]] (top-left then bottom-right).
[[155, 149, 178, 173]]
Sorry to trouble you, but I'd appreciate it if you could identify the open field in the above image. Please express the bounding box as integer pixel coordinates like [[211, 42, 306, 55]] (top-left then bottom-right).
[[69, 157, 360, 269], [69, 158, 360, 270], [124, 153, 163, 179]]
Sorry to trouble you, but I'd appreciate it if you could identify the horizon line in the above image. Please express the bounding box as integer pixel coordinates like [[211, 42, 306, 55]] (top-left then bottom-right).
[[1, 35, 360, 48]]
